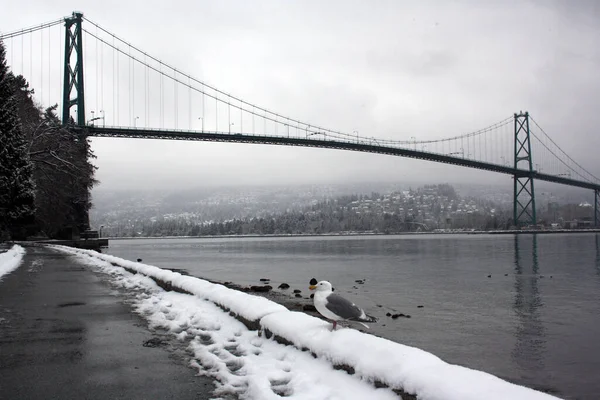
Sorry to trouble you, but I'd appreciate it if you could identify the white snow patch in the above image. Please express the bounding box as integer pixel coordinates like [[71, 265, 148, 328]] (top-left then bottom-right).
[[49, 245, 562, 400], [0, 244, 26, 282]]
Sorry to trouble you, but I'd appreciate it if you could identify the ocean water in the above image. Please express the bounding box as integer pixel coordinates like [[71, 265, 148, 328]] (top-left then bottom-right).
[[105, 233, 600, 399]]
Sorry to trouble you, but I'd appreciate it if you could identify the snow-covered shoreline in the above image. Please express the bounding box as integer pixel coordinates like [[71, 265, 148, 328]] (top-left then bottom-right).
[[0, 244, 26, 282], [48, 244, 561, 400]]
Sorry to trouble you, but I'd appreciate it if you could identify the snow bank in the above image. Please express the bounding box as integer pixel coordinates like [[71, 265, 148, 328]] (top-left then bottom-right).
[[260, 312, 558, 400], [48, 245, 286, 322], [0, 244, 26, 282], [49, 245, 561, 400]]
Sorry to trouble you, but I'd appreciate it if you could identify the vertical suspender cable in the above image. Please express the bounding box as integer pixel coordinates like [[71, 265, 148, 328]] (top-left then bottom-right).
[[174, 68, 178, 129], [129, 44, 131, 126], [160, 62, 163, 128], [30, 33, 32, 86], [96, 26, 99, 116], [215, 91, 218, 131], [112, 35, 115, 126], [48, 27, 51, 107], [100, 29, 104, 123], [40, 29, 43, 106], [145, 54, 148, 126]]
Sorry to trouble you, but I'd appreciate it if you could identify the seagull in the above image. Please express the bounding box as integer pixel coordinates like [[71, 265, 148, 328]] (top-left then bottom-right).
[[309, 280, 377, 330]]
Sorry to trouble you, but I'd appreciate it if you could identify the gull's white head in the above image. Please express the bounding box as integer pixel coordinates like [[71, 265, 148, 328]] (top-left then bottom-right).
[[309, 280, 333, 292]]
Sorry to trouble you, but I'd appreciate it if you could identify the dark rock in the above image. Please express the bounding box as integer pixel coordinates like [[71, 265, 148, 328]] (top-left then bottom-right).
[[293, 289, 302, 294], [386, 312, 392, 317], [278, 283, 290, 289], [391, 313, 405, 319], [303, 304, 317, 312], [333, 364, 355, 375], [259, 278, 270, 282], [504, 273, 508, 276], [310, 294, 314, 299], [136, 258, 142, 262], [249, 285, 273, 293], [487, 275, 492, 278], [417, 305, 424, 308], [295, 293, 302, 298], [309, 278, 318, 285], [352, 286, 358, 289], [143, 337, 166, 348], [355, 280, 364, 284], [376, 304, 383, 307], [405, 315, 411, 318]]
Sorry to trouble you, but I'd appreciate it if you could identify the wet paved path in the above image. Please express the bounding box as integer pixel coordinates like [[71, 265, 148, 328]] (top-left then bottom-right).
[[0, 245, 214, 399]]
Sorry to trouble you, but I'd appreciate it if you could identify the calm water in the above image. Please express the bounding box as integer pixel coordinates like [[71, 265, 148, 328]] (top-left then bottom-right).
[[106, 233, 600, 399]]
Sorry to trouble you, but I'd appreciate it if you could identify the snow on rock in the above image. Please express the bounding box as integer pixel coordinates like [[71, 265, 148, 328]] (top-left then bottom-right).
[[260, 311, 560, 400], [0, 244, 26, 282], [49, 244, 561, 400]]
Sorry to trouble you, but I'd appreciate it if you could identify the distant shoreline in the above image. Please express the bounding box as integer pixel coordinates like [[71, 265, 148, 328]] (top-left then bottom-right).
[[103, 228, 600, 240]]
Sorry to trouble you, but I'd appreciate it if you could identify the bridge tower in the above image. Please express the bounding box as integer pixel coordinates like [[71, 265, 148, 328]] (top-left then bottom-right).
[[513, 111, 537, 227], [595, 190, 600, 228], [62, 12, 85, 126]]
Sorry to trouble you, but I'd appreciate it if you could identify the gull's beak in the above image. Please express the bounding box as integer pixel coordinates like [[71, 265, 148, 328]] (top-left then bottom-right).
[[309, 285, 317, 290]]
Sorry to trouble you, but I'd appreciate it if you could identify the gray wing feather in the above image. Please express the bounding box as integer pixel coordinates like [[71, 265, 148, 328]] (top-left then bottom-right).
[[325, 294, 363, 320]]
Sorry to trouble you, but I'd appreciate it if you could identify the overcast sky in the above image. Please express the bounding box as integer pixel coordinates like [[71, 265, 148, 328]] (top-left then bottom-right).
[[2, 0, 600, 191]]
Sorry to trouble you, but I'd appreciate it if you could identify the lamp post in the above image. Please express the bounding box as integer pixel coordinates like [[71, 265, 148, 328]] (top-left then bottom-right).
[[100, 110, 105, 126], [134, 116, 139, 128], [229, 122, 234, 134], [198, 116, 204, 132], [353, 130, 359, 143]]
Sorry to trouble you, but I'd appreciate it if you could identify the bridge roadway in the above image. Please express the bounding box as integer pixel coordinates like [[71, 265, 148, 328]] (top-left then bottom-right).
[[79, 126, 600, 192]]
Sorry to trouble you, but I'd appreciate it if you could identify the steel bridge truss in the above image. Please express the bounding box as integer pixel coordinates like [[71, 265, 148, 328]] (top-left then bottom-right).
[[62, 12, 85, 126], [513, 112, 536, 227], [595, 190, 600, 228]]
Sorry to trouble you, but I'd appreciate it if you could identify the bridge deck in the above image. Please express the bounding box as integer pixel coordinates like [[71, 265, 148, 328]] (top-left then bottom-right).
[[80, 126, 600, 192]]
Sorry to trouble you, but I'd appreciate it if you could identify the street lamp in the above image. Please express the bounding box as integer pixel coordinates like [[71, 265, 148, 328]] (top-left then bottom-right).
[[353, 130, 359, 143], [134, 116, 139, 128], [100, 110, 105, 127], [87, 111, 102, 126], [410, 136, 416, 150], [198, 116, 204, 132], [229, 122, 234, 134]]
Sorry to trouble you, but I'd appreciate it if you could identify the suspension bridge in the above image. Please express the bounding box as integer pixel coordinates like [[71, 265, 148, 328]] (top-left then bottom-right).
[[2, 12, 600, 228]]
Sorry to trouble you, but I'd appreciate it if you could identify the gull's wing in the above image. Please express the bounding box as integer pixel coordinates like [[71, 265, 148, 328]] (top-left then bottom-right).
[[324, 293, 363, 320]]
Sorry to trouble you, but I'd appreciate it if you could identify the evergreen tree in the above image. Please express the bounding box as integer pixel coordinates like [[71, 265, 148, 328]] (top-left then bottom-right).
[[0, 40, 36, 240]]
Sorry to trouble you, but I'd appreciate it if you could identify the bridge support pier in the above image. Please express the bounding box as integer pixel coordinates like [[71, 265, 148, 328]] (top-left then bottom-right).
[[513, 112, 536, 228]]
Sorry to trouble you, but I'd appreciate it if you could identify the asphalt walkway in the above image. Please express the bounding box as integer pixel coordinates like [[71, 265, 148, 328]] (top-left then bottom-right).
[[0, 245, 214, 399]]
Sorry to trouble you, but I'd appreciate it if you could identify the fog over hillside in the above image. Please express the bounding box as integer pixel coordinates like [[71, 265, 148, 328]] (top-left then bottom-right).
[[90, 180, 594, 230]]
